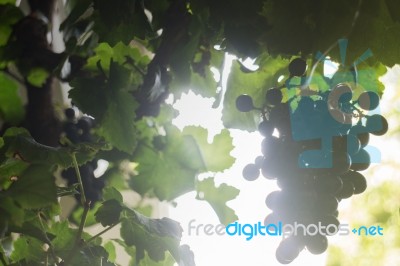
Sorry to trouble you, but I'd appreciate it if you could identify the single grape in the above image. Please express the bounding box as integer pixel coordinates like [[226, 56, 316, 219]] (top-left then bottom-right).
[[258, 120, 274, 137], [319, 215, 340, 235], [77, 117, 92, 133], [288, 58, 307, 77], [305, 234, 328, 255], [349, 124, 370, 146], [350, 149, 371, 171], [275, 237, 302, 263], [365, 114, 388, 136], [315, 195, 338, 214], [242, 163, 260, 181], [341, 170, 367, 194], [254, 156, 264, 167], [236, 94, 254, 112], [357, 91, 380, 110], [65, 108, 76, 119], [314, 176, 343, 194], [266, 88, 283, 105], [335, 178, 354, 199], [265, 191, 281, 210]]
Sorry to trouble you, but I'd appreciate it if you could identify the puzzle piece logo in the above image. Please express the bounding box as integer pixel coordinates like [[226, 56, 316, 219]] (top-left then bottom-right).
[[289, 39, 382, 169]]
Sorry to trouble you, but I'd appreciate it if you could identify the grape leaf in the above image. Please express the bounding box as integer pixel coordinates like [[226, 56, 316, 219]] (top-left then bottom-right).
[[104, 241, 116, 263], [196, 177, 239, 225], [102, 186, 123, 203], [97, 90, 138, 154], [1, 127, 109, 168], [129, 125, 203, 200], [113, 239, 176, 266], [0, 72, 24, 125], [120, 209, 195, 266], [93, 0, 153, 45], [8, 222, 55, 245], [182, 126, 235, 172], [26, 68, 49, 87], [10, 236, 45, 263], [95, 199, 123, 227], [0, 196, 24, 226], [0, 158, 29, 190], [5, 164, 57, 209]]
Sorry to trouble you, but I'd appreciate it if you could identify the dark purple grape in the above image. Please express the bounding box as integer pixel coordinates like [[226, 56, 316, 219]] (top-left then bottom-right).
[[341, 170, 367, 194], [350, 149, 370, 171], [289, 58, 307, 77], [258, 120, 274, 137], [242, 163, 260, 181], [276, 237, 302, 263], [335, 178, 354, 199], [77, 117, 92, 133], [349, 125, 370, 146], [65, 108, 76, 119], [357, 91, 380, 110], [266, 88, 283, 105], [236, 94, 254, 112], [366, 114, 388, 136], [305, 234, 328, 255], [314, 176, 343, 194]]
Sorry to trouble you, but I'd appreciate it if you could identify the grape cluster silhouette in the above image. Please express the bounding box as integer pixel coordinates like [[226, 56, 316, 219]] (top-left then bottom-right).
[[61, 108, 105, 205], [237, 58, 388, 264]]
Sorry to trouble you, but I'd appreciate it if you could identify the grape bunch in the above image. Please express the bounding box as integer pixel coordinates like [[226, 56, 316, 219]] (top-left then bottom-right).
[[237, 58, 388, 264], [61, 108, 105, 205]]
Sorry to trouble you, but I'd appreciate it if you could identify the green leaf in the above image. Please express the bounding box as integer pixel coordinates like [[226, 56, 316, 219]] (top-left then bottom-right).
[[182, 126, 235, 172], [26, 68, 49, 87], [71, 203, 102, 227], [0, 72, 25, 124], [95, 199, 123, 227], [93, 0, 153, 45], [2, 127, 108, 168], [0, 158, 29, 190], [10, 237, 45, 263], [0, 197, 24, 226], [104, 241, 116, 263], [129, 125, 203, 200], [6, 164, 57, 209], [8, 222, 55, 245], [0, 0, 15, 4], [113, 239, 176, 266], [49, 221, 76, 256], [97, 90, 138, 153], [0, 4, 23, 46], [196, 177, 239, 225], [120, 209, 194, 265], [102, 186, 123, 203]]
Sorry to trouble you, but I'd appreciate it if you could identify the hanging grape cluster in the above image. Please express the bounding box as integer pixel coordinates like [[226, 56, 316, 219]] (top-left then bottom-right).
[[236, 58, 388, 264], [61, 108, 105, 205]]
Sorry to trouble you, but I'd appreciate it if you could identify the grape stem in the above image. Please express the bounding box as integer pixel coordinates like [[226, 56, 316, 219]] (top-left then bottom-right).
[[86, 223, 119, 244], [71, 152, 87, 205], [37, 212, 60, 265], [63, 153, 91, 266]]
